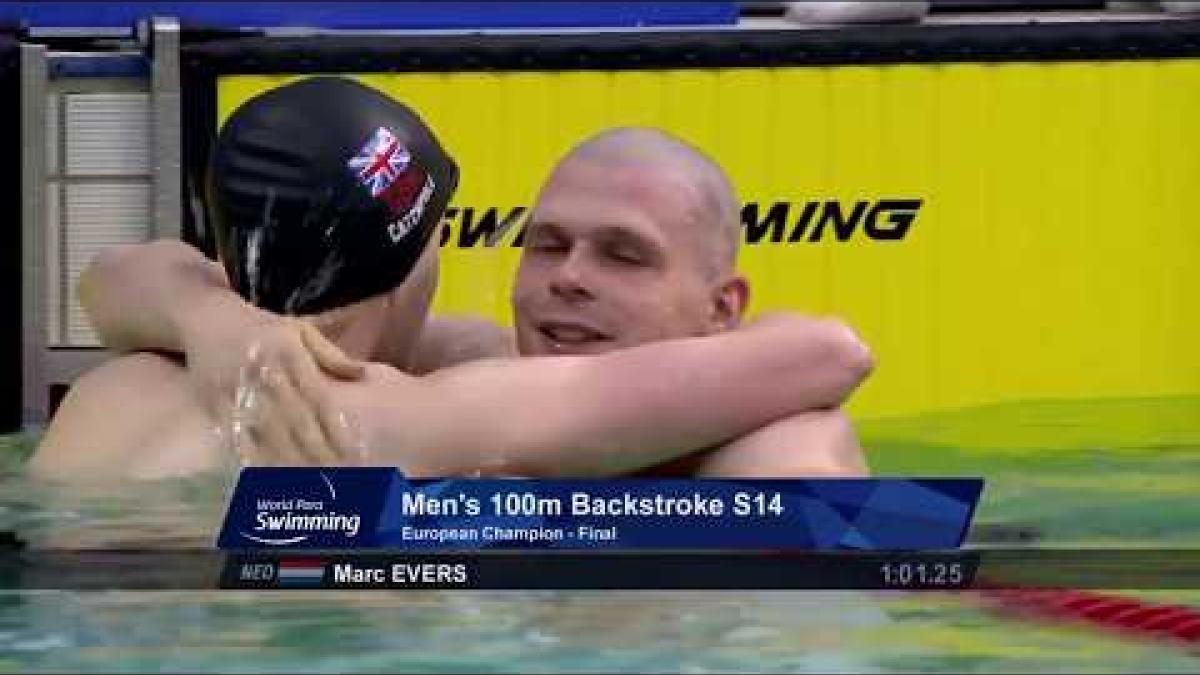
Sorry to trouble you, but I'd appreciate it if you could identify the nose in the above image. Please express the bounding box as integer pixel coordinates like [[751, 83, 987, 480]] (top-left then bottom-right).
[[548, 247, 593, 302]]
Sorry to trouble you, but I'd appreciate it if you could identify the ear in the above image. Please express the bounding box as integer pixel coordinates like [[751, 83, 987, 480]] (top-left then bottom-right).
[[709, 275, 750, 332]]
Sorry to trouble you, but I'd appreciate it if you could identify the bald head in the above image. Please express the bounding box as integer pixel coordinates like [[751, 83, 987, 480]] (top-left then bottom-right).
[[548, 127, 742, 279], [515, 126, 751, 356]]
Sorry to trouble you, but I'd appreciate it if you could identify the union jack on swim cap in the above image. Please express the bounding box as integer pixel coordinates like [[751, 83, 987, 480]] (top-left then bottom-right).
[[206, 76, 458, 314]]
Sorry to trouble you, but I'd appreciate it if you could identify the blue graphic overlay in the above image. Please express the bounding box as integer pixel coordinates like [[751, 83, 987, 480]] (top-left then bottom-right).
[[221, 468, 392, 548], [218, 469, 983, 551]]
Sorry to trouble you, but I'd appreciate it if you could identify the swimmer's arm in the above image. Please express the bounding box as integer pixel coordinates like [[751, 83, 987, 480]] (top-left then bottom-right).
[[80, 239, 250, 355], [635, 408, 869, 478], [347, 314, 873, 477], [84, 239, 510, 373], [80, 240, 353, 434]]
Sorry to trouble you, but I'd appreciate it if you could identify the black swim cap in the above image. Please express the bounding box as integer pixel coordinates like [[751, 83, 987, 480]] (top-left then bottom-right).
[[207, 76, 458, 314]]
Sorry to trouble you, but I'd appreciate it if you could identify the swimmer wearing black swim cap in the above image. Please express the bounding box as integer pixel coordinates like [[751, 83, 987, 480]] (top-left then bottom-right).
[[207, 76, 459, 315]]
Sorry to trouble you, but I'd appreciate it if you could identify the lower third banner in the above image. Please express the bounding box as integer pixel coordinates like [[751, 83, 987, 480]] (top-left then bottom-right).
[[5, 549, 1199, 590], [216, 469, 984, 551], [220, 551, 979, 590]]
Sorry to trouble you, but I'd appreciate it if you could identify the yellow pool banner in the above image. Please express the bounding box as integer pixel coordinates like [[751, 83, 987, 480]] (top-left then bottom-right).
[[216, 60, 1200, 420]]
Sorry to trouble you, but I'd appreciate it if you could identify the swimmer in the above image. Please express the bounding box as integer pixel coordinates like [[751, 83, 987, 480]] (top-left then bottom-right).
[[30, 76, 458, 478]]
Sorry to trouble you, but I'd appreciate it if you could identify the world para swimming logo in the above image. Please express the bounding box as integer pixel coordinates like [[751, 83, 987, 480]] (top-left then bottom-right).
[[239, 470, 362, 546]]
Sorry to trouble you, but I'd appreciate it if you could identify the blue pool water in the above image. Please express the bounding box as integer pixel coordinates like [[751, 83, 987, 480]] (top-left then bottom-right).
[[0, 396, 1197, 673]]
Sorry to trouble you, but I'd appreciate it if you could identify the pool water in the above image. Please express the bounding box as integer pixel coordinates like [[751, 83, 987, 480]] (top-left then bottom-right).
[[0, 396, 1197, 673]]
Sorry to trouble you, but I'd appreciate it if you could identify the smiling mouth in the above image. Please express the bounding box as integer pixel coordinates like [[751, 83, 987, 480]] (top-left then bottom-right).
[[537, 321, 613, 348]]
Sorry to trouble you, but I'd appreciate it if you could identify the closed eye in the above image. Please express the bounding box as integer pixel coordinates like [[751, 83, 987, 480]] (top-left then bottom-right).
[[528, 239, 568, 254], [606, 244, 644, 265], [525, 224, 570, 254]]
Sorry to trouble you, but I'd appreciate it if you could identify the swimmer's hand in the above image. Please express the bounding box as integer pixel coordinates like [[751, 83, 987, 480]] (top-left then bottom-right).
[[175, 294, 365, 464], [231, 321, 370, 466], [179, 295, 270, 427]]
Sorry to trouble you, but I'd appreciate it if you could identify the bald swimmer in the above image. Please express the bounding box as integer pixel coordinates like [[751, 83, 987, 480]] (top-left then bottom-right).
[[510, 127, 868, 477]]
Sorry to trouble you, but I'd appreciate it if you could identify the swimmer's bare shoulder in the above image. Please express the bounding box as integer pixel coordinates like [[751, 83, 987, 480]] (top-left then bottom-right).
[[409, 315, 517, 372], [29, 352, 224, 481]]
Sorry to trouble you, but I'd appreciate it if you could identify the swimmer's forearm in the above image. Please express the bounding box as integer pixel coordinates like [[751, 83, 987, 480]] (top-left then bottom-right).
[[80, 240, 229, 354], [350, 316, 873, 477], [517, 315, 874, 476], [744, 311, 874, 406], [688, 409, 869, 478]]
